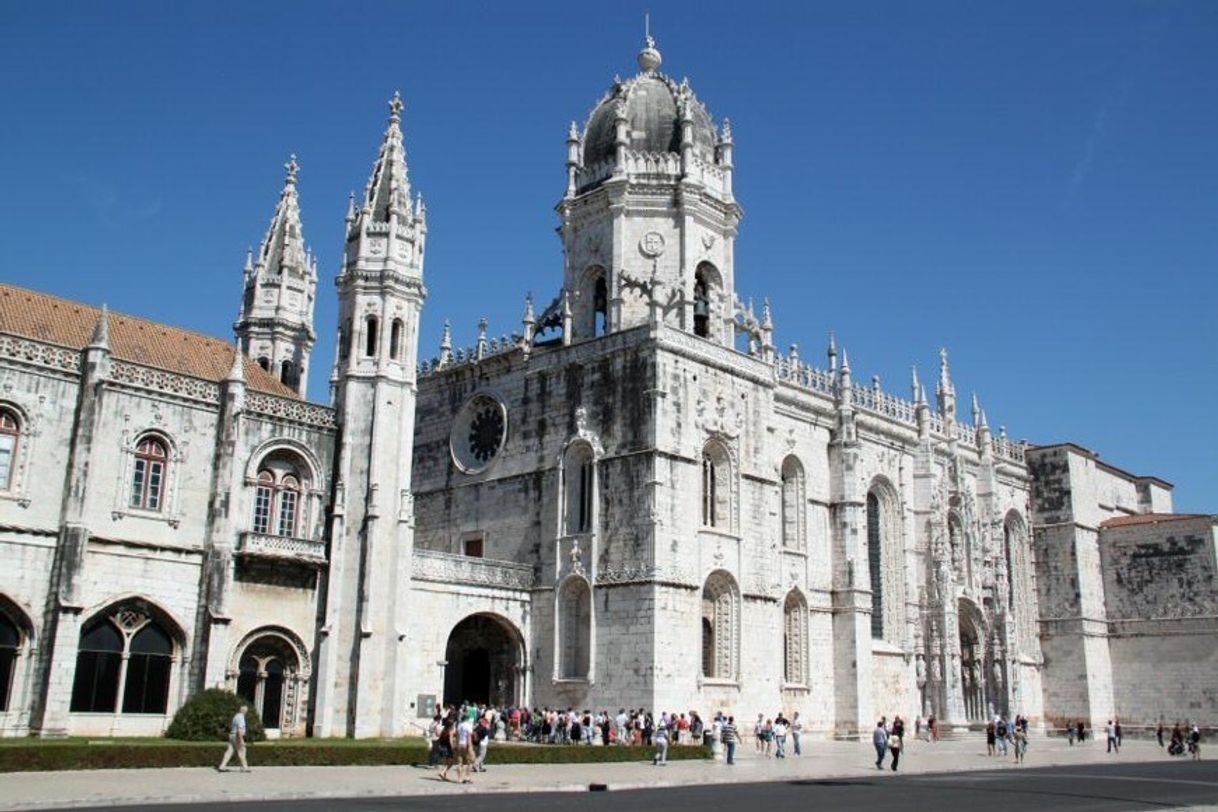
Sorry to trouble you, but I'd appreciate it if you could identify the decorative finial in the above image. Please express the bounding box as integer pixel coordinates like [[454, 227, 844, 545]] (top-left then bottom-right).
[[840, 347, 851, 371], [911, 366, 921, 400], [284, 154, 299, 186], [243, 246, 254, 273], [90, 304, 110, 349], [568, 121, 579, 142], [440, 319, 452, 350], [761, 298, 773, 329], [523, 292, 535, 325], [388, 91, 403, 124], [721, 118, 733, 143], [226, 347, 245, 383], [638, 15, 662, 72], [345, 191, 357, 223]]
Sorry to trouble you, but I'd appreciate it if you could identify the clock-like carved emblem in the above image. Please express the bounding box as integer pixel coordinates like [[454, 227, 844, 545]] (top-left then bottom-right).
[[639, 231, 666, 257]]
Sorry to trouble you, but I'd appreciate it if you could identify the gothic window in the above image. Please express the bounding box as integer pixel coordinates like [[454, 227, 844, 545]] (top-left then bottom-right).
[[867, 492, 884, 639], [129, 436, 168, 512], [70, 606, 176, 715], [693, 262, 721, 339], [780, 456, 806, 551], [701, 441, 731, 529], [0, 609, 18, 711], [563, 443, 595, 535], [701, 571, 739, 679], [783, 590, 808, 685], [235, 635, 299, 730], [557, 577, 591, 679], [252, 453, 308, 538], [279, 360, 296, 388], [364, 315, 379, 358], [0, 408, 19, 491], [390, 319, 404, 360], [593, 277, 608, 336]]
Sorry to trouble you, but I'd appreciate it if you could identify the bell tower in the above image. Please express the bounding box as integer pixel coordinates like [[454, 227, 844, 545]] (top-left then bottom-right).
[[234, 156, 318, 396], [556, 34, 741, 344], [312, 92, 427, 738]]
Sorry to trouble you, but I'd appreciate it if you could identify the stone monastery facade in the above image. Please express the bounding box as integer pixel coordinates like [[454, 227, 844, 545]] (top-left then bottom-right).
[[0, 37, 1214, 739]]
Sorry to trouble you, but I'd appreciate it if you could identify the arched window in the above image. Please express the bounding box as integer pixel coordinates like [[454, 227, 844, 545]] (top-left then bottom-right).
[[364, 315, 379, 358], [235, 635, 299, 731], [701, 571, 738, 679], [70, 606, 176, 715], [593, 276, 608, 337], [257, 357, 270, 372], [866, 492, 884, 639], [130, 436, 168, 512], [701, 441, 731, 529], [0, 408, 20, 491], [252, 453, 308, 538], [0, 609, 19, 711], [280, 360, 296, 388], [557, 577, 591, 679], [780, 456, 805, 551], [563, 443, 595, 536], [693, 262, 722, 340], [783, 590, 808, 685], [390, 319, 404, 360]]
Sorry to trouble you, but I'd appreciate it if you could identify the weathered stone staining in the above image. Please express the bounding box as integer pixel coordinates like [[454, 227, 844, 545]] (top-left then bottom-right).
[[0, 35, 1213, 741]]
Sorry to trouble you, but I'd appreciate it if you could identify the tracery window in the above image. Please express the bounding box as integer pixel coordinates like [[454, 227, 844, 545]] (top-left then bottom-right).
[[70, 607, 175, 715], [563, 443, 595, 535], [557, 577, 591, 679], [701, 571, 738, 680], [867, 492, 884, 639], [252, 453, 307, 538], [783, 590, 808, 685], [0, 609, 19, 711], [129, 436, 167, 512], [0, 408, 19, 491], [701, 441, 731, 529], [780, 456, 805, 551]]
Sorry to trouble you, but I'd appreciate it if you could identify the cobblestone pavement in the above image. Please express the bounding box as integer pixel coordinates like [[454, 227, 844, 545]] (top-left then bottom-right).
[[0, 738, 1209, 810]]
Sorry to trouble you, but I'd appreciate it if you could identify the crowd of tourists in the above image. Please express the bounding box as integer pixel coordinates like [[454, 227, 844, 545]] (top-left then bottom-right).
[[984, 714, 1031, 763]]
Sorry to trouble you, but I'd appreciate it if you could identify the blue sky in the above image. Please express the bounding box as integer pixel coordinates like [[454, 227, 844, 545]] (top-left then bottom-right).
[[1, 2, 1214, 511]]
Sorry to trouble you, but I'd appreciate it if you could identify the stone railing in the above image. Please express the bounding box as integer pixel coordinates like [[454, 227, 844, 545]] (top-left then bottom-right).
[[246, 392, 337, 429], [621, 150, 682, 178], [110, 360, 222, 405], [412, 548, 535, 591], [575, 159, 615, 190], [853, 385, 917, 427], [775, 356, 836, 397], [0, 334, 81, 374], [992, 436, 1027, 464], [238, 531, 327, 564]]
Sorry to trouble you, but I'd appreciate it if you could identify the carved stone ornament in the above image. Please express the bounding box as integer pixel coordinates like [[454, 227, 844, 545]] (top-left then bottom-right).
[[639, 231, 666, 258], [701, 233, 716, 252]]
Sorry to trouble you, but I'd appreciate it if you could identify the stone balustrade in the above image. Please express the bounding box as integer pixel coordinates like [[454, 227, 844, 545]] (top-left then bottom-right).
[[412, 548, 535, 591], [238, 531, 327, 564]]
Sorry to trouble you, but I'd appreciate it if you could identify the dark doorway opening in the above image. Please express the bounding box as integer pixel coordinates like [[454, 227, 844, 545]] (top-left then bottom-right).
[[443, 614, 522, 708]]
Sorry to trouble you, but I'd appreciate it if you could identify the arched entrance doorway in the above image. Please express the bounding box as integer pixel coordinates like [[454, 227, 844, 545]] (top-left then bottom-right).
[[443, 614, 523, 708], [231, 630, 308, 735], [958, 599, 987, 722]]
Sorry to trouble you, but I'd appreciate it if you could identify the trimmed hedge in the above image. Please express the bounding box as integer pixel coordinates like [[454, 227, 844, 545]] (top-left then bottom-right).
[[166, 689, 266, 742], [0, 740, 710, 772]]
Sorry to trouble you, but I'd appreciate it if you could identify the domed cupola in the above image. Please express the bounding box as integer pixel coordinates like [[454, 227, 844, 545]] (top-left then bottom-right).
[[571, 35, 728, 194]]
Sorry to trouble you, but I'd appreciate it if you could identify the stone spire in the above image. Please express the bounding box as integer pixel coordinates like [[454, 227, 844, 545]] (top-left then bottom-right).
[[355, 92, 412, 227], [936, 347, 957, 420], [234, 154, 318, 396]]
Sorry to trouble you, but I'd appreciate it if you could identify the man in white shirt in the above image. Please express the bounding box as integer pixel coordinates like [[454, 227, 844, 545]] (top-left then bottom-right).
[[456, 716, 475, 783], [217, 705, 250, 772]]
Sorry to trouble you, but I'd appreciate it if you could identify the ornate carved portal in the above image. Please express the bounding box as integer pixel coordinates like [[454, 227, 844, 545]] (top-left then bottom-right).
[[957, 601, 987, 722]]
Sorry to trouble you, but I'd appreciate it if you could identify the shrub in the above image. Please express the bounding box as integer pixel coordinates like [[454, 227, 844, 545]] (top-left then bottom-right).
[[165, 689, 266, 742]]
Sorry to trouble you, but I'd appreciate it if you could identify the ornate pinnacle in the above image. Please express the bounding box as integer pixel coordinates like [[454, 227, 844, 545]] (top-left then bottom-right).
[[284, 154, 299, 186], [761, 298, 773, 330], [721, 117, 733, 143], [911, 366, 921, 401], [388, 90, 404, 124], [567, 121, 579, 142], [522, 292, 535, 325], [440, 319, 452, 351], [243, 246, 254, 274], [345, 191, 357, 223]]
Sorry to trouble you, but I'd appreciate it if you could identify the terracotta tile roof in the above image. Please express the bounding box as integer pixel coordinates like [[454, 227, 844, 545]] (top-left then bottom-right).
[[1100, 513, 1212, 529], [0, 283, 301, 399]]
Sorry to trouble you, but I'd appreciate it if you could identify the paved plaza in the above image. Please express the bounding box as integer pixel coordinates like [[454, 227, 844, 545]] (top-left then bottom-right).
[[0, 737, 1212, 810]]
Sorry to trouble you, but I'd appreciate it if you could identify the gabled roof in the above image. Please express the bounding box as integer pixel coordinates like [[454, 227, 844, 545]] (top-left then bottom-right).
[[0, 283, 300, 399], [1099, 513, 1212, 529]]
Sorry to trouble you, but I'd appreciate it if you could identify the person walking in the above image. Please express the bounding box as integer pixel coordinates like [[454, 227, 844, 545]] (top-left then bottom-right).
[[1077, 720, 1086, 743], [217, 705, 251, 772], [472, 715, 490, 773], [873, 719, 889, 770], [722, 716, 739, 765], [791, 711, 803, 756], [653, 716, 670, 766], [1013, 725, 1027, 764], [1189, 724, 1202, 761], [773, 714, 788, 758], [456, 714, 475, 783], [890, 716, 905, 772], [986, 718, 997, 756], [754, 714, 766, 754], [996, 717, 1009, 756], [1106, 720, 1119, 754], [1067, 721, 1076, 746], [1115, 718, 1123, 750], [1157, 722, 1165, 748]]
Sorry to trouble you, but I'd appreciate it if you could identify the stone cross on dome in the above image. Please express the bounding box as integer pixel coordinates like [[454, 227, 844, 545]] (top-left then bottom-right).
[[638, 13, 662, 72]]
